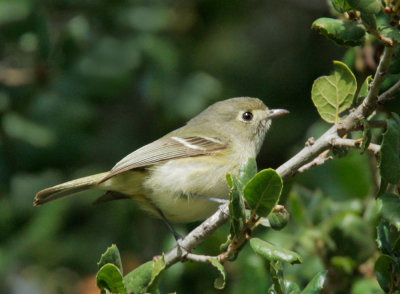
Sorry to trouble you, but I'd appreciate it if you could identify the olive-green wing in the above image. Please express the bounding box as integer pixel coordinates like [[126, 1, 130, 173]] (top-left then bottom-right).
[[100, 135, 227, 182]]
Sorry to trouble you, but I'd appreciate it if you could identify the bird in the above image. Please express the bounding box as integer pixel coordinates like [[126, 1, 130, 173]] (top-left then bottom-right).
[[34, 97, 288, 228]]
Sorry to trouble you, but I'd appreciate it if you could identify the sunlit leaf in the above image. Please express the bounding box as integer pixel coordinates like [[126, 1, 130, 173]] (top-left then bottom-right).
[[311, 61, 357, 123], [209, 257, 226, 289], [243, 169, 283, 217], [97, 264, 126, 294]]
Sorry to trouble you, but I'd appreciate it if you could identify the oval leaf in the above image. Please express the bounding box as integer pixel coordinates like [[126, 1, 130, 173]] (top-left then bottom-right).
[[209, 257, 226, 290], [97, 263, 126, 294], [250, 238, 302, 264], [379, 114, 400, 184], [244, 169, 283, 217], [123, 261, 153, 294], [98, 244, 123, 273], [311, 61, 357, 123], [312, 18, 365, 47]]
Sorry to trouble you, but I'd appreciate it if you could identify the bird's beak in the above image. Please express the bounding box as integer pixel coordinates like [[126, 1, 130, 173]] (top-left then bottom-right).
[[268, 109, 290, 119]]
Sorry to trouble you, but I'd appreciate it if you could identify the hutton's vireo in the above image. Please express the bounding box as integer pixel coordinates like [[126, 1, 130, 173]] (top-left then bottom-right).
[[35, 97, 288, 223]]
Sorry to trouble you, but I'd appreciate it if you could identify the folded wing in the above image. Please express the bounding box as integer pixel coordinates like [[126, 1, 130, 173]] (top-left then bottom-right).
[[100, 135, 227, 182]]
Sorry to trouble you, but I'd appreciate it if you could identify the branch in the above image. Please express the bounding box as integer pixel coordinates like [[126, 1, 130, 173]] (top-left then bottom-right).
[[160, 42, 397, 271], [361, 45, 396, 117], [298, 150, 333, 174]]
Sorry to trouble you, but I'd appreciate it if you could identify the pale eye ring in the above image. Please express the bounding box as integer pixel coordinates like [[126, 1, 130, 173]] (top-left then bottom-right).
[[242, 111, 253, 121]]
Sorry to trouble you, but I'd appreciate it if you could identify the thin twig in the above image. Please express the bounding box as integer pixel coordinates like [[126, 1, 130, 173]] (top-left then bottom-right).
[[298, 150, 333, 173], [330, 137, 381, 156], [378, 79, 400, 103]]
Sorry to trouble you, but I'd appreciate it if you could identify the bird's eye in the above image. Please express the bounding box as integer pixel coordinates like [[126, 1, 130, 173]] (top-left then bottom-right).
[[242, 111, 253, 121]]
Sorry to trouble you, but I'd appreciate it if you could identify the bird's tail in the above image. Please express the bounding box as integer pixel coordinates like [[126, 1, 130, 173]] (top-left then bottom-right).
[[34, 172, 108, 206]]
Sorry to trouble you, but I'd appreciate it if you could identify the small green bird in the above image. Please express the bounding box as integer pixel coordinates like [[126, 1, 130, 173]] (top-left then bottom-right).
[[35, 97, 288, 226]]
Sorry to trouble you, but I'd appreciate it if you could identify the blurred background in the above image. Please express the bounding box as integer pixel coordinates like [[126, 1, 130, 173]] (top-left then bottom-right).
[[0, 0, 389, 293]]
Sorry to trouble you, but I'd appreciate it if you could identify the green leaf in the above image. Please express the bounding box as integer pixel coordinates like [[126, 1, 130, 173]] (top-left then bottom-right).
[[301, 270, 327, 294], [123, 259, 165, 294], [377, 221, 392, 255], [312, 18, 366, 47], [346, 0, 381, 14], [147, 255, 166, 293], [98, 244, 123, 273], [375, 254, 396, 292], [358, 76, 372, 99], [379, 114, 400, 184], [237, 158, 257, 190], [329, 0, 352, 13], [379, 194, 400, 230], [97, 264, 126, 294], [378, 26, 400, 43], [227, 174, 245, 238], [311, 61, 357, 123], [266, 261, 285, 294], [243, 169, 283, 217], [209, 257, 226, 290], [250, 238, 302, 264], [360, 13, 377, 29]]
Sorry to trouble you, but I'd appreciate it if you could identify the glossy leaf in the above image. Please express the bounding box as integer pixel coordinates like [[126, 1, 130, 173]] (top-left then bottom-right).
[[375, 254, 395, 292], [346, 0, 381, 14], [209, 257, 226, 289], [301, 270, 327, 294], [311, 61, 357, 123], [244, 169, 282, 217], [250, 238, 302, 264], [312, 18, 365, 47], [379, 194, 400, 230], [97, 264, 126, 294], [379, 114, 400, 184], [98, 244, 123, 273]]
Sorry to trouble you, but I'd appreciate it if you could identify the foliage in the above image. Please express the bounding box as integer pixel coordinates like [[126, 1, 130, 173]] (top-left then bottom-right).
[[1, 0, 400, 293]]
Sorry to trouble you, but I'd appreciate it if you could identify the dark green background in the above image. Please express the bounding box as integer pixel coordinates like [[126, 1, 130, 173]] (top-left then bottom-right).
[[0, 1, 385, 293]]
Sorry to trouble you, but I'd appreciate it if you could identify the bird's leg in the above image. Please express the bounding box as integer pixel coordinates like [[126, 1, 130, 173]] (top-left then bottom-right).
[[187, 193, 229, 205], [149, 202, 189, 255]]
